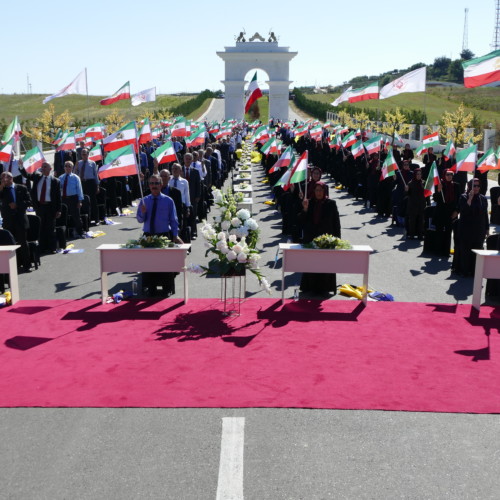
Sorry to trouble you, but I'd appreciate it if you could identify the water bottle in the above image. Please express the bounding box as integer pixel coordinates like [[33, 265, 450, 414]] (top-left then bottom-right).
[[293, 288, 299, 302], [132, 278, 138, 296]]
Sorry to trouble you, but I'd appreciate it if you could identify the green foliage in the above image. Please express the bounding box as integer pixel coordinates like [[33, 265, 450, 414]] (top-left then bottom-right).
[[164, 89, 215, 118]]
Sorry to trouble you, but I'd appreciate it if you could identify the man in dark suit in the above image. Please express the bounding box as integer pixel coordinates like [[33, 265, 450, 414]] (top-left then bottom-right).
[[19, 161, 62, 254], [182, 153, 202, 239], [0, 171, 32, 270]]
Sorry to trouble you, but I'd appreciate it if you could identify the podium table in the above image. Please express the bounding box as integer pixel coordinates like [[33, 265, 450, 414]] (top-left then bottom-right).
[[472, 250, 500, 311], [279, 244, 373, 304], [97, 244, 191, 304], [0, 245, 20, 305]]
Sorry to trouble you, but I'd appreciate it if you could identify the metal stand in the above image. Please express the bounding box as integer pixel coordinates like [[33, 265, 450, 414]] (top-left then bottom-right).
[[220, 272, 246, 316]]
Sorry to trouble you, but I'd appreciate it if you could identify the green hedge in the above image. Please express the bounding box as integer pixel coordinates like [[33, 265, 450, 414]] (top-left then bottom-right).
[[155, 89, 215, 119]]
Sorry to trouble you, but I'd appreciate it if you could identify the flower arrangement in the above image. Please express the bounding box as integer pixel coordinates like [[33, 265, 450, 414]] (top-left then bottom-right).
[[195, 188, 270, 293], [238, 172, 251, 179], [306, 234, 352, 250], [122, 235, 175, 248], [239, 164, 250, 171], [238, 182, 250, 190]]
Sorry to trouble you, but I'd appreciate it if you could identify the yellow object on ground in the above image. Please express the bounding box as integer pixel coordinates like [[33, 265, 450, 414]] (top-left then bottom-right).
[[261, 179, 269, 184], [235, 149, 242, 159], [339, 284, 373, 300], [264, 200, 276, 205]]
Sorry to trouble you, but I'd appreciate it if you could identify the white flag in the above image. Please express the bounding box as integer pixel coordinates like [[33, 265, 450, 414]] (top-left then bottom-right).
[[131, 87, 156, 106], [380, 67, 426, 99], [331, 86, 352, 107], [43, 69, 87, 104]]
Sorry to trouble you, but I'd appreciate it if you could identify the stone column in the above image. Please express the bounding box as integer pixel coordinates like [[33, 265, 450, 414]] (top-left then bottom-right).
[[267, 81, 293, 121], [221, 80, 246, 120]]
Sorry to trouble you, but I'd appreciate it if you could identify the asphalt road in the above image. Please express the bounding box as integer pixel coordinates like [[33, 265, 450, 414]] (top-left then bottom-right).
[[2, 142, 500, 499]]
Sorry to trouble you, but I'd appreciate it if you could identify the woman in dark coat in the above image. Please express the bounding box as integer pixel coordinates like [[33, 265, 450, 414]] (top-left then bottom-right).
[[299, 182, 341, 294], [456, 178, 489, 276]]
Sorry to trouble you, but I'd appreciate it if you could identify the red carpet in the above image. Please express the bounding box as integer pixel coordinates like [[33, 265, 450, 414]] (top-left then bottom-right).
[[0, 299, 499, 412]]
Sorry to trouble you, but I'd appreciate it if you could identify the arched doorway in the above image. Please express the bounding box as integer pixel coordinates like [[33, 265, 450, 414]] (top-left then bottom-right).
[[216, 34, 297, 121]]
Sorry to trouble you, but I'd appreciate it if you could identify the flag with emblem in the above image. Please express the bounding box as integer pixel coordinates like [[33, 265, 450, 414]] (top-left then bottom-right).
[[309, 124, 323, 141], [150, 140, 177, 164], [2, 116, 22, 144], [380, 148, 399, 180], [244, 72, 263, 113], [22, 146, 46, 173], [138, 118, 152, 144], [477, 148, 498, 173], [348, 81, 379, 103], [442, 140, 456, 160], [364, 136, 382, 155], [285, 151, 308, 190], [331, 86, 352, 107], [89, 144, 103, 163], [455, 144, 478, 172], [380, 67, 426, 99], [260, 137, 279, 155], [341, 131, 356, 149], [0, 139, 14, 162], [423, 161, 440, 197], [186, 127, 206, 148], [85, 123, 105, 140], [100, 81, 130, 106], [171, 117, 188, 137], [103, 121, 137, 152], [131, 87, 156, 106], [351, 140, 365, 159], [269, 146, 293, 173], [99, 145, 138, 180], [56, 131, 76, 151], [252, 125, 270, 144]]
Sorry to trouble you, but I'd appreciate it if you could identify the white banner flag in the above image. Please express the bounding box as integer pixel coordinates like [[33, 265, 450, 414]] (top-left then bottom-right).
[[331, 86, 352, 107], [43, 69, 87, 104], [131, 87, 156, 106], [380, 67, 426, 99]]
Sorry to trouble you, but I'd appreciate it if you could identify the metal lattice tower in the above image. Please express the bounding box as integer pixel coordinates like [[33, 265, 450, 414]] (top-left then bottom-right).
[[493, 0, 500, 50], [462, 8, 469, 52]]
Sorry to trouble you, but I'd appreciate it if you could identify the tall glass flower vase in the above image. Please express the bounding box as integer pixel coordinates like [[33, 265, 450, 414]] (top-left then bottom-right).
[[220, 269, 246, 316]]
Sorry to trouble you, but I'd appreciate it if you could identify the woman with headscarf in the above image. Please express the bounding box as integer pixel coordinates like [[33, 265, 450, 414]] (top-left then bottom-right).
[[306, 166, 329, 199], [298, 182, 341, 294], [456, 178, 489, 276]]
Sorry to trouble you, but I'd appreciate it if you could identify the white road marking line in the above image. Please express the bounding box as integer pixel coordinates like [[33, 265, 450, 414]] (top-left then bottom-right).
[[216, 417, 245, 500]]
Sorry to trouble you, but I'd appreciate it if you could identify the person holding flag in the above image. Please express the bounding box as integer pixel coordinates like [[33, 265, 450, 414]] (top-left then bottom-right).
[[405, 168, 426, 240], [298, 182, 341, 295]]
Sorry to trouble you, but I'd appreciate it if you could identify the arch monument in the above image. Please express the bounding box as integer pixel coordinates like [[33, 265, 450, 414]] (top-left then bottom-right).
[[216, 32, 297, 121]]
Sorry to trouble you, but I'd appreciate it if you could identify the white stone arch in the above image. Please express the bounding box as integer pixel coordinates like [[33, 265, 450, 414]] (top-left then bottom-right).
[[216, 38, 297, 121]]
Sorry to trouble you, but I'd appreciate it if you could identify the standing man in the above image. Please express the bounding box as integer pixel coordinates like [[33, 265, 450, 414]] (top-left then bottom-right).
[[136, 174, 183, 296], [59, 161, 85, 238], [159, 168, 183, 228], [405, 168, 426, 240], [19, 161, 61, 254], [75, 148, 100, 225], [0, 171, 32, 271], [182, 153, 202, 239]]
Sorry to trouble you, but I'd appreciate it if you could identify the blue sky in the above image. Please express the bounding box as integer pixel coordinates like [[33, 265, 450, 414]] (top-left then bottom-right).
[[2, 0, 496, 96]]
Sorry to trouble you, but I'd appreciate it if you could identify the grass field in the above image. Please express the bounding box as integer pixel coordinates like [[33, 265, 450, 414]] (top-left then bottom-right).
[[0, 94, 192, 124], [308, 87, 500, 128]]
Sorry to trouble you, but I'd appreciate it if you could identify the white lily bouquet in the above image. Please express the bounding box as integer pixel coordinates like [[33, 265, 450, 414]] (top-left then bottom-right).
[[191, 188, 270, 293]]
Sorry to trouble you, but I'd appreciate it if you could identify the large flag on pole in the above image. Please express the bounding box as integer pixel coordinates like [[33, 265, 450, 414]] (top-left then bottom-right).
[[331, 86, 352, 107], [43, 69, 86, 104], [2, 116, 22, 144], [150, 140, 177, 165], [131, 87, 156, 106], [0, 139, 14, 162], [462, 50, 500, 88], [103, 121, 137, 152], [244, 72, 263, 113], [379, 67, 426, 99], [22, 146, 46, 173], [455, 144, 478, 172], [100, 81, 131, 106], [99, 145, 138, 180], [423, 161, 440, 197], [348, 82, 379, 103]]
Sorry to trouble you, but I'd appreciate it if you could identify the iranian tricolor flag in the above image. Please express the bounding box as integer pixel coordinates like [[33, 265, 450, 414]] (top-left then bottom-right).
[[348, 81, 379, 103], [455, 144, 477, 172], [351, 140, 365, 159], [260, 137, 279, 155], [423, 161, 440, 197], [309, 124, 323, 141], [56, 131, 76, 151], [269, 146, 293, 173], [252, 125, 269, 144], [331, 86, 352, 107], [84, 136, 95, 148], [380, 148, 399, 180], [75, 128, 86, 143], [186, 127, 206, 148], [99, 145, 138, 180], [138, 118, 152, 144], [294, 124, 309, 138], [209, 122, 220, 134], [103, 121, 137, 152], [85, 123, 105, 140], [244, 72, 263, 113], [329, 133, 342, 150], [2, 116, 22, 144], [341, 131, 356, 149], [0, 139, 14, 162], [216, 123, 232, 140], [477, 148, 498, 173], [462, 50, 500, 88], [285, 151, 308, 190], [152, 127, 162, 139], [100, 81, 131, 106], [443, 140, 456, 160], [22, 146, 46, 173], [150, 140, 177, 165], [364, 136, 382, 155], [274, 153, 296, 188], [416, 131, 440, 156], [171, 117, 188, 137], [89, 144, 103, 163]]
